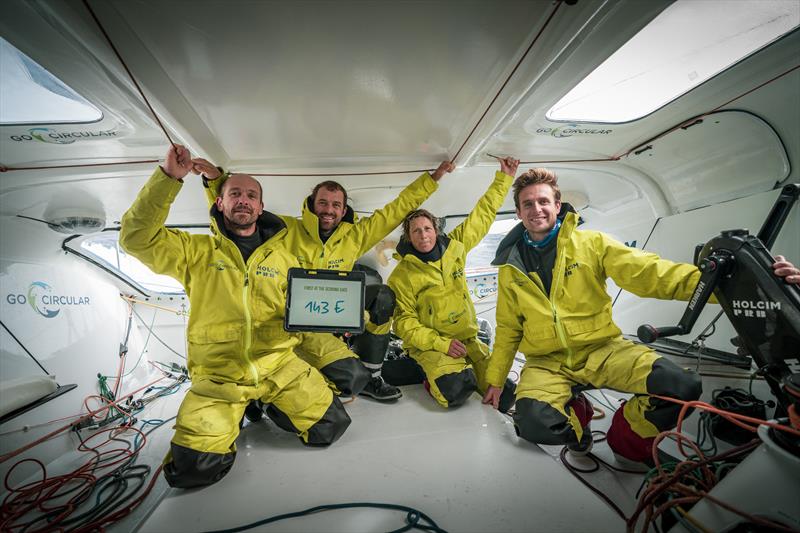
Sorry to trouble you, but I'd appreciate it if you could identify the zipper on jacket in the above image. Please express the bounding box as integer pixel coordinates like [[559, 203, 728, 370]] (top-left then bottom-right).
[[241, 270, 259, 386], [549, 223, 574, 368]]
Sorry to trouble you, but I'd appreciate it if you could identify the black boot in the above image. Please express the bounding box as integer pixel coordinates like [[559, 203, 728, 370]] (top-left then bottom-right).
[[360, 376, 402, 401]]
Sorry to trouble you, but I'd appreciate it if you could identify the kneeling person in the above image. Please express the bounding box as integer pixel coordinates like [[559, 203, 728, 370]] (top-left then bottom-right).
[[120, 146, 350, 489], [482, 168, 799, 464], [388, 157, 519, 409]]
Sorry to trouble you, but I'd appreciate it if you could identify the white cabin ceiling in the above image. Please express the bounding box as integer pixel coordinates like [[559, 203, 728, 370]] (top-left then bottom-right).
[[0, 0, 798, 228]]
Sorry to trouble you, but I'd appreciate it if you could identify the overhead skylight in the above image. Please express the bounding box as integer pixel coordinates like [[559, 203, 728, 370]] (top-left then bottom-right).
[[0, 37, 103, 124], [546, 0, 800, 123]]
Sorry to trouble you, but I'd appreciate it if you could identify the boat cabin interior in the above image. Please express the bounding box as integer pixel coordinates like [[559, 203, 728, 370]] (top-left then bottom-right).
[[1, 1, 798, 531]]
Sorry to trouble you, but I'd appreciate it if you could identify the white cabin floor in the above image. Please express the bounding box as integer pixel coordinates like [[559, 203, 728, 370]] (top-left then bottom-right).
[[10, 351, 771, 533], [117, 384, 642, 533]]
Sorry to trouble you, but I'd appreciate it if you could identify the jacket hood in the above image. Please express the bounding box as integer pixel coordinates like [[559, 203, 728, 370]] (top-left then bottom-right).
[[210, 204, 287, 241], [492, 202, 580, 266], [395, 234, 451, 258]]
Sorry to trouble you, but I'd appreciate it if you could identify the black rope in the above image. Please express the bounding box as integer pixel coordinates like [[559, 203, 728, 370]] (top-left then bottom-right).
[[612, 216, 661, 307], [0, 320, 50, 375], [202, 502, 448, 533]]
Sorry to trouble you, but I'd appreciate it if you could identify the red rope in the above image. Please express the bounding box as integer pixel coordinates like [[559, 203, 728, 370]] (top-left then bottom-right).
[[81, 0, 177, 150], [451, 0, 564, 163], [0, 375, 167, 465], [519, 156, 620, 165], [0, 159, 160, 172], [250, 168, 433, 177], [710, 63, 800, 113]]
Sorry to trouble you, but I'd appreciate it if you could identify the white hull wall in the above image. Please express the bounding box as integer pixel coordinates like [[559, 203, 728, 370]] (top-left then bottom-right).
[[0, 216, 181, 484]]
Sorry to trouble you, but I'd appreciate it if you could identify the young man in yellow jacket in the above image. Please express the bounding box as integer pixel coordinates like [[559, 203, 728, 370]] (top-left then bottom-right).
[[387, 157, 519, 409], [482, 168, 799, 464], [120, 146, 350, 488], [193, 159, 452, 406]]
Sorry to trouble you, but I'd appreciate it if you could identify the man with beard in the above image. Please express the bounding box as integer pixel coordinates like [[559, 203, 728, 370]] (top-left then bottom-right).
[[120, 145, 350, 488]]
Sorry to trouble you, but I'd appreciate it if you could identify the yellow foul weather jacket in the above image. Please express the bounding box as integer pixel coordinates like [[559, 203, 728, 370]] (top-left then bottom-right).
[[121, 167, 302, 387], [388, 171, 513, 354], [484, 211, 703, 388]]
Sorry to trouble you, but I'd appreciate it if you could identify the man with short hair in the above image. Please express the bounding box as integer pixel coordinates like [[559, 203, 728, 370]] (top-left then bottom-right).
[[120, 145, 350, 488], [194, 159, 452, 405], [481, 168, 798, 465]]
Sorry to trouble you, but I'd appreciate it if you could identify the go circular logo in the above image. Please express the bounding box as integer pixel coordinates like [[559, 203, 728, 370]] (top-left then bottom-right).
[[9, 127, 119, 144], [473, 283, 497, 300], [28, 281, 60, 318], [535, 124, 613, 138], [5, 281, 91, 318]]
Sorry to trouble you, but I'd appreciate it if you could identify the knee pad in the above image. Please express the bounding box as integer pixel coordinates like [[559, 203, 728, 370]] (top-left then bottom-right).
[[367, 285, 396, 326], [306, 396, 351, 446], [434, 369, 477, 407], [264, 403, 300, 434], [498, 378, 517, 414], [350, 331, 390, 366], [321, 358, 371, 395], [382, 356, 425, 386], [644, 359, 703, 431], [163, 443, 236, 489], [647, 358, 702, 401], [513, 398, 575, 445]]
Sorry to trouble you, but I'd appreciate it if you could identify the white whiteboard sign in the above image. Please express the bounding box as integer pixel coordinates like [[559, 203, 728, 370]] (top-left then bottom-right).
[[285, 269, 365, 333]]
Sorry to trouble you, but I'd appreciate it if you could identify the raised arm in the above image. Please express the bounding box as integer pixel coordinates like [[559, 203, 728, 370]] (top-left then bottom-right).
[[119, 145, 194, 284], [448, 156, 517, 251], [351, 162, 452, 257], [192, 158, 227, 208]]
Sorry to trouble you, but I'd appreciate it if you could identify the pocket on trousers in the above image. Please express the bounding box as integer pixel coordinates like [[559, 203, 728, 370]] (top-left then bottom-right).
[[583, 343, 614, 373]]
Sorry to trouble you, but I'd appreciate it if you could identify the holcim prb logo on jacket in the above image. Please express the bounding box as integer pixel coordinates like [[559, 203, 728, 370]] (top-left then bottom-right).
[[5, 282, 91, 318]]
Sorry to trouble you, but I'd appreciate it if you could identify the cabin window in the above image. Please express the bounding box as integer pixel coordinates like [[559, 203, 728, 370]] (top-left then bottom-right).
[[546, 0, 799, 123], [0, 37, 103, 124], [465, 217, 518, 272], [67, 232, 200, 295]]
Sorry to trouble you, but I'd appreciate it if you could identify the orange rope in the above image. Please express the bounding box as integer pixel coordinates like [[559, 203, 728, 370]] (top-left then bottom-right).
[[652, 393, 799, 458], [0, 375, 168, 464]]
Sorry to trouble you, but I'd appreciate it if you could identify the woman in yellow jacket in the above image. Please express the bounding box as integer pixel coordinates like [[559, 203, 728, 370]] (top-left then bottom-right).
[[387, 157, 518, 408]]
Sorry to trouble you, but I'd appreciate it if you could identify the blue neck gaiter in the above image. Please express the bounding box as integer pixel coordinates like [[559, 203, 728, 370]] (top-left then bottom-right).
[[523, 219, 561, 248]]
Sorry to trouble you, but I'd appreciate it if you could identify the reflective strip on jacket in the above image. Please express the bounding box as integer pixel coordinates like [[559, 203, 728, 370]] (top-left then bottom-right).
[[484, 211, 702, 387], [120, 167, 301, 387], [388, 171, 513, 354], [205, 171, 439, 270]]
